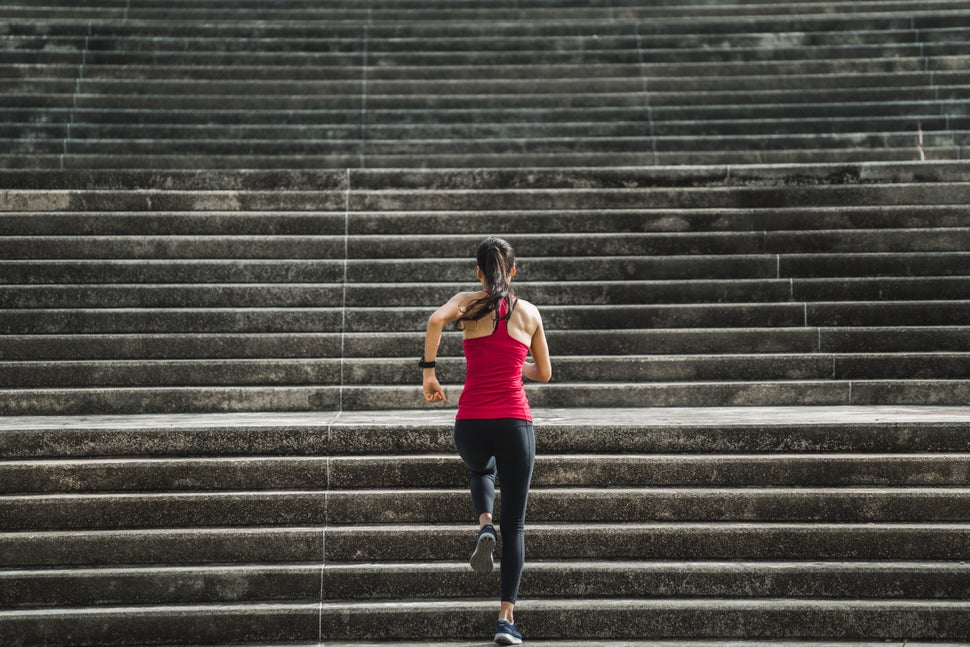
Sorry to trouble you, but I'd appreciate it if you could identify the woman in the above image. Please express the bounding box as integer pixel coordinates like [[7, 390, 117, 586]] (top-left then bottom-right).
[[421, 236, 552, 645]]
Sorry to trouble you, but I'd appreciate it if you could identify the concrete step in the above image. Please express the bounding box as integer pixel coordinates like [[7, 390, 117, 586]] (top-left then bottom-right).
[[2, 408, 968, 458], [6, 41, 970, 68], [2, 204, 967, 234], [3, 522, 969, 568], [3, 301, 969, 335], [7, 53, 949, 79], [21, 98, 955, 125], [5, 182, 970, 212], [5, 80, 966, 109], [5, 487, 969, 530], [3, 560, 967, 607], [3, 8, 965, 34], [318, 597, 970, 641], [1, 598, 968, 644], [5, 453, 969, 493], [4, 353, 970, 388], [3, 253, 968, 284], [3, 379, 970, 413], [8, 64, 965, 94], [2, 146, 962, 170], [2, 229, 968, 258], [16, 57, 954, 83], [4, 277, 969, 308], [47, 46, 952, 69], [6, 6, 970, 34], [2, 327, 969, 360], [22, 134, 959, 160], [3, 162, 970, 191], [2, 117, 961, 145], [7, 22, 969, 51], [4, 89, 966, 115]]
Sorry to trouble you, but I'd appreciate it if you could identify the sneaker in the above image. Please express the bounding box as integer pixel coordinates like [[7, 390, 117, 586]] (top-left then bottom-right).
[[494, 619, 523, 645], [470, 524, 496, 574]]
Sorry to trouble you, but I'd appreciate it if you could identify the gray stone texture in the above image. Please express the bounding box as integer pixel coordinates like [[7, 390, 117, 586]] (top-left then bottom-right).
[[4, 0, 970, 643]]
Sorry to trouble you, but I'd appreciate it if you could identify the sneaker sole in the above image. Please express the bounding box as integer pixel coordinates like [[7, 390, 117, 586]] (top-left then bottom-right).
[[470, 532, 495, 574], [494, 632, 523, 645]]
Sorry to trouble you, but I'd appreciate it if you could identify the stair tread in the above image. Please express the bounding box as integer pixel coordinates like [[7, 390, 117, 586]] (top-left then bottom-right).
[[2, 405, 969, 429]]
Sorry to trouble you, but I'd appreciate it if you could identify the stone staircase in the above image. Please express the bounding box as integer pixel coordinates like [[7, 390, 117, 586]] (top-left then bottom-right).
[[2, 0, 970, 645], [2, 163, 970, 413], [2, 0, 970, 168], [2, 407, 970, 644]]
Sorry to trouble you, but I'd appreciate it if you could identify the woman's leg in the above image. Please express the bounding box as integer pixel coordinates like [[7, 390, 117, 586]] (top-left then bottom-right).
[[454, 420, 500, 575], [453, 420, 497, 518], [493, 419, 536, 614]]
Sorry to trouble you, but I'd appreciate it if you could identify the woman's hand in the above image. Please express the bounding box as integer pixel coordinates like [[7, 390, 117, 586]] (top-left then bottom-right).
[[423, 373, 446, 402]]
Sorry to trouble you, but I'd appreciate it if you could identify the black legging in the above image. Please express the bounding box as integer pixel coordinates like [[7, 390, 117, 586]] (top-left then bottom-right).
[[453, 418, 535, 604]]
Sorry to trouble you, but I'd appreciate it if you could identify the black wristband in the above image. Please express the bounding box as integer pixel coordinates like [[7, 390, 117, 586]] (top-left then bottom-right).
[[418, 359, 436, 369]]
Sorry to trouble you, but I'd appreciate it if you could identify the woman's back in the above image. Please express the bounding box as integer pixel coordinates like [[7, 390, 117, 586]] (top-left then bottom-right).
[[458, 296, 531, 421]]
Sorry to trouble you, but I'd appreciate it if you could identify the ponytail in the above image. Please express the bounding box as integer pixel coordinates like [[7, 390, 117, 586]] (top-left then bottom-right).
[[458, 236, 516, 331]]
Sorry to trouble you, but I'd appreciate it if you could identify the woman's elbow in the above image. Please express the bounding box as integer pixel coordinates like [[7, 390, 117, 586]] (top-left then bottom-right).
[[537, 366, 552, 383], [427, 312, 447, 330]]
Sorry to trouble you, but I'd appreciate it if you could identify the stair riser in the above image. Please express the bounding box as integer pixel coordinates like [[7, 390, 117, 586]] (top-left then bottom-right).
[[3, 112, 963, 137], [3, 489, 968, 530], [0, 458, 333, 493], [0, 257, 785, 283], [5, 96, 964, 119], [331, 455, 970, 488], [1, 148, 960, 169], [4, 422, 968, 459], [13, 85, 958, 111], [318, 603, 970, 641], [2, 602, 968, 645], [328, 525, 970, 562], [4, 278, 969, 308], [5, 354, 970, 388], [7, 380, 970, 414], [3, 563, 967, 607], [3, 256, 970, 283], [5, 184, 970, 212], [5, 455, 968, 493], [0, 605, 316, 647], [0, 329, 819, 360], [3, 233, 969, 261], [6, 328, 968, 360], [5, 303, 970, 336], [7, 42, 970, 67], [2, 208, 967, 234], [4, 525, 969, 568], [3, 129, 967, 155], [6, 24, 967, 51], [335, 563, 970, 602]]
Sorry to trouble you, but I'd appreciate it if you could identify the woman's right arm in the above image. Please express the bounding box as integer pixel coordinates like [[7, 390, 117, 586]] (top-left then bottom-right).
[[422, 293, 466, 402]]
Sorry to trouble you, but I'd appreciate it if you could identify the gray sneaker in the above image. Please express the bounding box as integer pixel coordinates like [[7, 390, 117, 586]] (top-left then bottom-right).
[[470, 524, 496, 574], [494, 619, 523, 645]]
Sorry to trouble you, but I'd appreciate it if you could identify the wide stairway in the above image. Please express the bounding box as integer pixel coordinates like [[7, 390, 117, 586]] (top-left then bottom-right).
[[2, 0, 970, 645]]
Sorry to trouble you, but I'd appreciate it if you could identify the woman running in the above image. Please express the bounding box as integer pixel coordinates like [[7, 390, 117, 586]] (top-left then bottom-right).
[[421, 236, 552, 645]]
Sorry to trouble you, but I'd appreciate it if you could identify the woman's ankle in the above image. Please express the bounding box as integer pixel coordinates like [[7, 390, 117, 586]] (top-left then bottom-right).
[[498, 602, 514, 623]]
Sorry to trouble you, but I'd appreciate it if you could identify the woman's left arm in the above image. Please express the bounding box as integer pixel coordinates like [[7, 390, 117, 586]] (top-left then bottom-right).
[[522, 309, 552, 383]]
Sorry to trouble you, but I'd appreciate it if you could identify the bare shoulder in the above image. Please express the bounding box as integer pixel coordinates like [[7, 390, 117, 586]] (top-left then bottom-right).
[[431, 290, 485, 325], [513, 298, 542, 323], [455, 289, 487, 310]]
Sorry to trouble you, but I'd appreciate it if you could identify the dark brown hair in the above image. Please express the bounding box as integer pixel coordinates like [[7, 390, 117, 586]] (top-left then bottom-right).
[[458, 236, 516, 331]]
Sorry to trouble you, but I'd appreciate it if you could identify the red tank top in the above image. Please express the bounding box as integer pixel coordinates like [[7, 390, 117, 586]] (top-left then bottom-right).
[[456, 297, 532, 421]]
